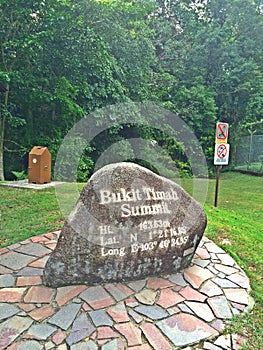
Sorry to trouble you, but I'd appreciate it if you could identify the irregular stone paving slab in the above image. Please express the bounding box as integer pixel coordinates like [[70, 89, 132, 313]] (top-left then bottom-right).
[[44, 341, 54, 349], [0, 273, 15, 287], [127, 279, 146, 292], [213, 277, 239, 288], [147, 277, 174, 290], [8, 340, 44, 349], [128, 309, 144, 324], [214, 334, 232, 348], [125, 297, 139, 308], [135, 289, 157, 305], [0, 265, 13, 274], [0, 247, 9, 255], [28, 256, 49, 268], [157, 313, 218, 347], [55, 285, 87, 307], [203, 342, 222, 350], [194, 258, 210, 268], [107, 302, 130, 322], [223, 288, 249, 305], [105, 283, 133, 302], [207, 295, 233, 319], [3, 244, 21, 250], [52, 329, 67, 345], [24, 324, 57, 340], [97, 326, 119, 339], [66, 328, 94, 346], [0, 251, 36, 270], [141, 322, 172, 350], [30, 236, 49, 244], [24, 285, 55, 303], [57, 344, 68, 350], [0, 233, 253, 350], [177, 302, 194, 314], [0, 287, 27, 302], [18, 303, 35, 312], [135, 305, 169, 320], [128, 345, 152, 350], [101, 339, 124, 350], [199, 280, 223, 297], [210, 319, 225, 332], [70, 340, 98, 350], [48, 303, 82, 330], [89, 309, 113, 326], [214, 263, 239, 275], [168, 306, 180, 315], [14, 243, 51, 257], [72, 313, 96, 333], [179, 285, 207, 302], [28, 305, 55, 322], [205, 242, 225, 254], [231, 301, 246, 312], [184, 265, 214, 289], [114, 322, 142, 346], [157, 288, 185, 308], [217, 253, 236, 266], [16, 267, 43, 276], [0, 316, 33, 348], [168, 273, 188, 286], [0, 303, 20, 321], [184, 301, 215, 322], [16, 276, 42, 287], [227, 272, 250, 289], [79, 286, 115, 309], [195, 247, 211, 259]]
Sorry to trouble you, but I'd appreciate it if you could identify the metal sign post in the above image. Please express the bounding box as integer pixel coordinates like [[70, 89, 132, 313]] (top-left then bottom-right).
[[214, 123, 229, 207], [214, 165, 221, 207]]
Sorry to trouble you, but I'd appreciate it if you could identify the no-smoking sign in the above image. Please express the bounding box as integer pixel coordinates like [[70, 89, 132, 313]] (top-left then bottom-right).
[[214, 143, 230, 165], [216, 122, 229, 143]]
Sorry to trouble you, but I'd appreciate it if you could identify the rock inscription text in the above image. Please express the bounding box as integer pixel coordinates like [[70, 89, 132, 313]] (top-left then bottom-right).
[[99, 187, 189, 257]]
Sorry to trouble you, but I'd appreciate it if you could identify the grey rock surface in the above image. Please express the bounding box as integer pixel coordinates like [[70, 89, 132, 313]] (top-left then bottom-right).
[[44, 163, 206, 287]]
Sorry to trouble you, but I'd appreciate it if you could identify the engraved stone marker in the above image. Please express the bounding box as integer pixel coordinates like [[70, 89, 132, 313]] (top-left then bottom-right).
[[44, 163, 207, 287]]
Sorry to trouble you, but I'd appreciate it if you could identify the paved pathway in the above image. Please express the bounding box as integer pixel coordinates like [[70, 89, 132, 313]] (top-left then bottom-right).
[[0, 180, 64, 190], [0, 232, 253, 349]]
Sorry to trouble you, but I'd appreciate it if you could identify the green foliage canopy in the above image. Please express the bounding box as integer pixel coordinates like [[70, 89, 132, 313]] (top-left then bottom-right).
[[0, 0, 262, 180]]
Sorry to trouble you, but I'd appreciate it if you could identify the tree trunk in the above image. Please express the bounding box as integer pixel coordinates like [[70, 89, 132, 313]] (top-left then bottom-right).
[[0, 115, 5, 181], [0, 85, 10, 181]]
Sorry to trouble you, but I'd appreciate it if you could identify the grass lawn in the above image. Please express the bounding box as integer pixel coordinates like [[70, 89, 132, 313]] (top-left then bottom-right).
[[0, 172, 262, 348]]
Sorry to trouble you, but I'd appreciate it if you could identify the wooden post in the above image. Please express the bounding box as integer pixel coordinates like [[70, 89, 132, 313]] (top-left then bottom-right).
[[214, 166, 221, 207]]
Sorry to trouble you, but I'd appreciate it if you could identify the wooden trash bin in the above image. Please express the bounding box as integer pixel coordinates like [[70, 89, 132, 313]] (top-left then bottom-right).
[[28, 146, 51, 184]]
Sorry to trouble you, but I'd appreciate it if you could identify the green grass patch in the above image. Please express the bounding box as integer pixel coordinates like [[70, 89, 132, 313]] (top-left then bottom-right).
[[204, 172, 263, 349], [1, 172, 263, 348], [0, 187, 64, 245]]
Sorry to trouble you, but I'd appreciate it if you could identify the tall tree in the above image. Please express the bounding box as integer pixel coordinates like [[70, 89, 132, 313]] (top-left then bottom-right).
[[0, 1, 45, 180], [182, 0, 263, 137], [2, 0, 157, 179]]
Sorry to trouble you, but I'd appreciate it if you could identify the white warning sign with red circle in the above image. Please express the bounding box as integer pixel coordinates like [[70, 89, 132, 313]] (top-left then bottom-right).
[[214, 143, 230, 165]]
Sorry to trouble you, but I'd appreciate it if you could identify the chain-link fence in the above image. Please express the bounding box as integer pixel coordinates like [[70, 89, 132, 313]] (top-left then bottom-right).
[[234, 134, 263, 173]]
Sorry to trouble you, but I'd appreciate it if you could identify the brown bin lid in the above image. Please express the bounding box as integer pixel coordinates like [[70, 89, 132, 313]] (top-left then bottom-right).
[[29, 146, 50, 156]]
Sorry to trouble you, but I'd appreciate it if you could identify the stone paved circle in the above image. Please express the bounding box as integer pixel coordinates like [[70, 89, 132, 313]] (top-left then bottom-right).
[[0, 231, 253, 349]]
